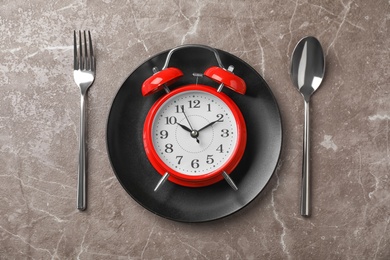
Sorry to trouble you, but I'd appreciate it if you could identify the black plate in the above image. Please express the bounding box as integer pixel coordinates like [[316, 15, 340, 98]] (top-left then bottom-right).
[[106, 46, 282, 222]]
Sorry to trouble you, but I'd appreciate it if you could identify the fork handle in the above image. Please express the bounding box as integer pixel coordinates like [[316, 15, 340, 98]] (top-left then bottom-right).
[[77, 93, 87, 211]]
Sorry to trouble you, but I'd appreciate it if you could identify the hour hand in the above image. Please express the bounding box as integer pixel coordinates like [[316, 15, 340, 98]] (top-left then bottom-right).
[[177, 122, 192, 133]]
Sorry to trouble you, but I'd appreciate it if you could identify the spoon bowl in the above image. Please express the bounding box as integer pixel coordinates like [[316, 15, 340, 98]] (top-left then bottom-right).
[[290, 36, 325, 217], [291, 36, 325, 100]]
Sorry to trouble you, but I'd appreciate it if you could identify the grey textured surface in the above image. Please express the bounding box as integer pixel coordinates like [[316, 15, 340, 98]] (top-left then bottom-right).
[[1, 0, 389, 259]]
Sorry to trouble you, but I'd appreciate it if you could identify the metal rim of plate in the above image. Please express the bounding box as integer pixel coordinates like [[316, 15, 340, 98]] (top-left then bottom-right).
[[106, 46, 282, 222]]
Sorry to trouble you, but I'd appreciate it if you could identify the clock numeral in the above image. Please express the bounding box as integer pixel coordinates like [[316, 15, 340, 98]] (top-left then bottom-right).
[[191, 159, 200, 169], [165, 143, 173, 153], [216, 144, 223, 153], [221, 129, 229, 137], [176, 155, 183, 165], [165, 116, 177, 125], [188, 99, 200, 109], [160, 130, 168, 139], [216, 113, 224, 122], [207, 103, 211, 112], [175, 105, 186, 113], [206, 155, 214, 164]]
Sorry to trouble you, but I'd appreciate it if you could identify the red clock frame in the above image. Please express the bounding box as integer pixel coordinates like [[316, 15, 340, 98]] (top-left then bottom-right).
[[143, 84, 247, 187]]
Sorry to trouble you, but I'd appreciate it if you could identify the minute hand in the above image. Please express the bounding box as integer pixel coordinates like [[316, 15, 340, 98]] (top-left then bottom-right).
[[198, 119, 221, 132]]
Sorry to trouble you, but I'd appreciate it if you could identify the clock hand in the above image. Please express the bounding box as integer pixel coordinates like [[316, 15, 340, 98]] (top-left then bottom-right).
[[180, 105, 199, 143], [198, 119, 221, 132], [176, 122, 192, 133], [181, 105, 195, 130]]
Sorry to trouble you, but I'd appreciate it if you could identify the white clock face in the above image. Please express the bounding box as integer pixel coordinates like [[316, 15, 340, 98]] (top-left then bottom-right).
[[151, 90, 238, 176]]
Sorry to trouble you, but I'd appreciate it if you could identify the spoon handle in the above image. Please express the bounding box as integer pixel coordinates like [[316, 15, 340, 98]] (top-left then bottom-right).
[[301, 99, 310, 217]]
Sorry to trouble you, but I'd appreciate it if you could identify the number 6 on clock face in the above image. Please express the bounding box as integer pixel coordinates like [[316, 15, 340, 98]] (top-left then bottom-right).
[[143, 84, 247, 188]]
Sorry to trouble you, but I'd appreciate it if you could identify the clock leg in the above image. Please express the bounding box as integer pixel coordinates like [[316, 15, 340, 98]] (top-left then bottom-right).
[[154, 172, 170, 192], [222, 171, 238, 191]]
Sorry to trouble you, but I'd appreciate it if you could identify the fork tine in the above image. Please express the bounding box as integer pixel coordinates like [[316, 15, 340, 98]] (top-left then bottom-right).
[[88, 31, 94, 72], [79, 30, 83, 70], [83, 31, 89, 70], [73, 31, 78, 70]]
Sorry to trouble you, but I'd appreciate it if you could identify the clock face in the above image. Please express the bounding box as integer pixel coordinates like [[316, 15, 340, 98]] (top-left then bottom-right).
[[144, 84, 246, 185]]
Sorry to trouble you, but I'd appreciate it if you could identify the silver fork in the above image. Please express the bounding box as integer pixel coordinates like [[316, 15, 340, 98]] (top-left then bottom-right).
[[73, 30, 95, 211]]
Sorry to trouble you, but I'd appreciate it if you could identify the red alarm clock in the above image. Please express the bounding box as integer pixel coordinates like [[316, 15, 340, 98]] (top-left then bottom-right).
[[142, 45, 247, 191]]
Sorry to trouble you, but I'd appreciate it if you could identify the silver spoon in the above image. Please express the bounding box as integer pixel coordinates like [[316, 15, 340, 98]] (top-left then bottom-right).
[[290, 36, 325, 217]]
